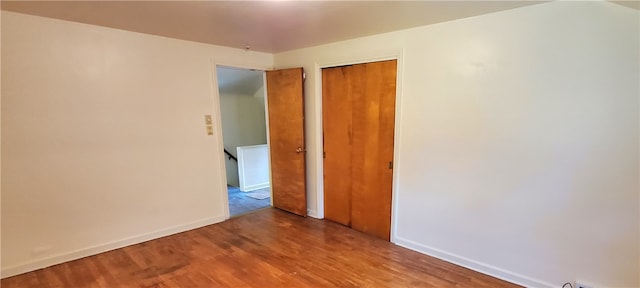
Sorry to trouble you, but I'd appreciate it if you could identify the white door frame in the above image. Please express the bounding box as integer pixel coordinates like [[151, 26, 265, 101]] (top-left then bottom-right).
[[210, 60, 271, 220]]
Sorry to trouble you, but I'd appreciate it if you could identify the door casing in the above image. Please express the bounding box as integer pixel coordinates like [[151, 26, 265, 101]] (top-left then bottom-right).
[[212, 62, 271, 220]]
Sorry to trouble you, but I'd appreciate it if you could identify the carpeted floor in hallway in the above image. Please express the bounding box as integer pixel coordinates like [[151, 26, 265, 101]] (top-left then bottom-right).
[[227, 186, 271, 216]]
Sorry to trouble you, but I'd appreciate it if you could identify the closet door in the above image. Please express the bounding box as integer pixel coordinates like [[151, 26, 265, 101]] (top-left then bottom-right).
[[323, 66, 353, 226], [350, 60, 396, 240], [323, 60, 397, 240]]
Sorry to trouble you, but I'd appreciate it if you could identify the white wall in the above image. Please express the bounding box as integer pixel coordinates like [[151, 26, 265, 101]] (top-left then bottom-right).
[[1, 11, 273, 277], [219, 85, 267, 186], [275, 2, 639, 287]]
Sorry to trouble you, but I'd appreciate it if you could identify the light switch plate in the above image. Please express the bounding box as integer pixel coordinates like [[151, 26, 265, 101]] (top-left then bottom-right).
[[206, 126, 213, 135], [204, 115, 213, 125]]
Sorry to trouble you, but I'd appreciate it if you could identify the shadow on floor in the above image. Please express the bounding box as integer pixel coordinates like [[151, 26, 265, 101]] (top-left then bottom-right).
[[228, 186, 271, 217]]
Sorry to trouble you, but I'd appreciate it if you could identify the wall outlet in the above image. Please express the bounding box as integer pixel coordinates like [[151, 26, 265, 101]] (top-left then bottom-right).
[[575, 280, 594, 288]]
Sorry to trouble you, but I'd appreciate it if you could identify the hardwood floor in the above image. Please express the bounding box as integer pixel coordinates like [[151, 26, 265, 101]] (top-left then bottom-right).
[[1, 208, 521, 287]]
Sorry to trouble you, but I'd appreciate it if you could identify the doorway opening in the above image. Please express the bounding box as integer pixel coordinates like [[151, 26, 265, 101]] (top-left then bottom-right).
[[217, 66, 271, 217]]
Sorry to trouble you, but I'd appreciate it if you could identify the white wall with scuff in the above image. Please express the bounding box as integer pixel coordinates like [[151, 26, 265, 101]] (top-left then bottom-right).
[[1, 11, 273, 277], [275, 1, 639, 287]]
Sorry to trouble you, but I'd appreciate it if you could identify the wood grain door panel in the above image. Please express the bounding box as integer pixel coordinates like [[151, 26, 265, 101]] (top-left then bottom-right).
[[350, 60, 396, 240], [266, 68, 307, 217], [322, 67, 352, 226], [322, 60, 397, 240]]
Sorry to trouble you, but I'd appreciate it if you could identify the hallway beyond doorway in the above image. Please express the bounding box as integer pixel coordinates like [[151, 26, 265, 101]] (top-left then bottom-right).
[[228, 186, 271, 216]]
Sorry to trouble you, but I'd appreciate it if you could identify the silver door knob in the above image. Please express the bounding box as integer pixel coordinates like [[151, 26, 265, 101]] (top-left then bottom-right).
[[296, 147, 304, 153]]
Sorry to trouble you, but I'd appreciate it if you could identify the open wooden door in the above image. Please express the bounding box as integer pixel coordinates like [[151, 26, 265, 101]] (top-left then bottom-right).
[[266, 68, 307, 216]]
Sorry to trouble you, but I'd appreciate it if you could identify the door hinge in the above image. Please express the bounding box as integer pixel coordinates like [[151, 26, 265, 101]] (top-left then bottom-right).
[[388, 161, 393, 169], [323, 152, 326, 159]]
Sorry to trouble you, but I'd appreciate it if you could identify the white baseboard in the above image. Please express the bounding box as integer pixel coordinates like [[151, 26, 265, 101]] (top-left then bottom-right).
[[240, 183, 270, 192], [393, 236, 554, 288], [307, 209, 321, 219], [1, 215, 226, 279]]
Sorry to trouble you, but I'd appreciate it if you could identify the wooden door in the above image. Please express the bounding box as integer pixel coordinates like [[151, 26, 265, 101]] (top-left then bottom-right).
[[350, 60, 396, 240], [323, 60, 397, 240], [266, 68, 307, 217], [322, 66, 352, 226]]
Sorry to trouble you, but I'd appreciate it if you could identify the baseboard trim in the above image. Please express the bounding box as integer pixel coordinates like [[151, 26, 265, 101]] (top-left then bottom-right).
[[1, 215, 226, 279], [240, 183, 270, 192], [393, 236, 555, 288], [307, 209, 321, 219]]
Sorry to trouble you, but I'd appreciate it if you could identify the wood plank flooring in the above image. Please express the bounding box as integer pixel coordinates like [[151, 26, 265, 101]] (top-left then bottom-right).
[[1, 208, 521, 287]]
